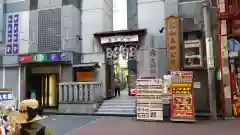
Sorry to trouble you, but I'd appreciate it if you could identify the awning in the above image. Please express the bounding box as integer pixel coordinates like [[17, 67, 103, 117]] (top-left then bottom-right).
[[73, 62, 100, 68]]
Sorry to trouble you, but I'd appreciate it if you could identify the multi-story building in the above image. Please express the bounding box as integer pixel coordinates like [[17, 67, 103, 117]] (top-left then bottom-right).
[[0, 0, 113, 109], [127, 0, 219, 116]]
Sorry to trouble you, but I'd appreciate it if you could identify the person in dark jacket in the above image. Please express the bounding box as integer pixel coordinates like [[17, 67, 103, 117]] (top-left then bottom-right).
[[7, 99, 53, 135], [115, 78, 121, 97]]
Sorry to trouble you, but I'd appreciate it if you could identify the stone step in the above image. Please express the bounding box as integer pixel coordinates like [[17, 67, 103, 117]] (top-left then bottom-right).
[[98, 108, 135, 112], [95, 111, 136, 115], [103, 99, 136, 103], [102, 103, 136, 107], [100, 105, 135, 109]]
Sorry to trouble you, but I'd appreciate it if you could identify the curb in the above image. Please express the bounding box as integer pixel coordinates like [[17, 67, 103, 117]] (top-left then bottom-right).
[[43, 112, 212, 120], [43, 112, 136, 117]]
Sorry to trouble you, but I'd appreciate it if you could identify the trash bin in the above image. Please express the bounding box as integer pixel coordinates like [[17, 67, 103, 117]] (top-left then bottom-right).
[[163, 99, 172, 120]]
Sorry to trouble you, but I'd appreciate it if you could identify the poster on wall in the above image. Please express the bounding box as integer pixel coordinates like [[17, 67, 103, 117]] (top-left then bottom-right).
[[171, 84, 196, 122], [165, 16, 180, 70]]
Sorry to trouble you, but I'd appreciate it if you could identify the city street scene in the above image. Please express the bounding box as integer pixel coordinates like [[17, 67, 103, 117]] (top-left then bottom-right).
[[0, 0, 239, 134]]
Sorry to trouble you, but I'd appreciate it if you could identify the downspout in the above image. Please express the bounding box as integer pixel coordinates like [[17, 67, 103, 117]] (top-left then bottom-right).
[[79, 0, 83, 54], [0, 0, 3, 42]]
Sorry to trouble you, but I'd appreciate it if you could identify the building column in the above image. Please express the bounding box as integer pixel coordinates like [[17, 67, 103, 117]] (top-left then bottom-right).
[[18, 66, 21, 109], [218, 0, 232, 118], [202, 1, 217, 119]]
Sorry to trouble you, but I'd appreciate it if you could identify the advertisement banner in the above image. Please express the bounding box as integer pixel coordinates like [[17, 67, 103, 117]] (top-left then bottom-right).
[[171, 84, 195, 122], [47, 52, 61, 61], [19, 52, 72, 63], [18, 55, 32, 63]]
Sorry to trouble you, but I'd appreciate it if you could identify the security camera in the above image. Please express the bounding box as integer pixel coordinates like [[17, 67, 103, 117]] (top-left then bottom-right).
[[159, 27, 165, 33], [76, 35, 82, 40]]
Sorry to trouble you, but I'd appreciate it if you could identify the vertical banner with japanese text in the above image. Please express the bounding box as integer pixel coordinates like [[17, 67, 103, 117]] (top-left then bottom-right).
[[171, 83, 195, 122], [165, 16, 180, 70], [149, 48, 157, 77]]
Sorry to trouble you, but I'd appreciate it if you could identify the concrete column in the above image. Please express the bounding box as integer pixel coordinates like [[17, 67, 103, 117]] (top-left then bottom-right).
[[81, 0, 113, 53], [202, 1, 217, 120]]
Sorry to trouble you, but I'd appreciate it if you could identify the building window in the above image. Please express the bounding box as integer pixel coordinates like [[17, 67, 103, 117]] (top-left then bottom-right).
[[30, 0, 38, 10]]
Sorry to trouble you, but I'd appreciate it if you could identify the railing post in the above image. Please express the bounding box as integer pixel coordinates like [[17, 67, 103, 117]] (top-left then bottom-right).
[[89, 84, 94, 102], [79, 84, 83, 101], [69, 84, 74, 101], [84, 84, 88, 102], [73, 84, 78, 101], [63, 84, 68, 101], [59, 84, 63, 102]]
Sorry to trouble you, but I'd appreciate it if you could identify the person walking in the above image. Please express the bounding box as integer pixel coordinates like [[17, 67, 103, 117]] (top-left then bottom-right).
[[115, 78, 121, 97], [7, 99, 53, 135]]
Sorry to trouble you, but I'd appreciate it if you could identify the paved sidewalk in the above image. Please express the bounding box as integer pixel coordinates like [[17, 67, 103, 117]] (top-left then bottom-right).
[[70, 117, 240, 135]]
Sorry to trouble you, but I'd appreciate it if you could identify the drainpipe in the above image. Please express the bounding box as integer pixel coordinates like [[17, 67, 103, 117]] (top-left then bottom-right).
[[0, 0, 4, 42], [202, 0, 217, 120], [2, 67, 5, 88]]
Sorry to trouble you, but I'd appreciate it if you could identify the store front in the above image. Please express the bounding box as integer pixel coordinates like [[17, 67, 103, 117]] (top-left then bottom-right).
[[18, 51, 75, 108]]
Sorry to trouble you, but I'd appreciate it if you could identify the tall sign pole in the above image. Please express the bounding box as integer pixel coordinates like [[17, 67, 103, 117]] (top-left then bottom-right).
[[202, 0, 217, 120]]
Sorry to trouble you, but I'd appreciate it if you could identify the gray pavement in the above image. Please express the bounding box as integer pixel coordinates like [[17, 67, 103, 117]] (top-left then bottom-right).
[[40, 115, 240, 135], [40, 115, 103, 135]]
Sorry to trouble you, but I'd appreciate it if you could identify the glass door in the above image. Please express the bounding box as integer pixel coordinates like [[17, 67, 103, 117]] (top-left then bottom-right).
[[41, 74, 58, 108]]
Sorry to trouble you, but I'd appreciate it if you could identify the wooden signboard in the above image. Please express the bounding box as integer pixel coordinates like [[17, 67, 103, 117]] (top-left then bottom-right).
[[165, 16, 180, 70]]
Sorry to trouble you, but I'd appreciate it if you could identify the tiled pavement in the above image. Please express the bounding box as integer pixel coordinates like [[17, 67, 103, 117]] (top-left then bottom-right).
[[69, 117, 240, 135]]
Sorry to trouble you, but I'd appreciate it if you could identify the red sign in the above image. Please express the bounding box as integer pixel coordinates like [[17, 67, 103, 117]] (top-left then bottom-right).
[[171, 84, 195, 121], [19, 55, 32, 63]]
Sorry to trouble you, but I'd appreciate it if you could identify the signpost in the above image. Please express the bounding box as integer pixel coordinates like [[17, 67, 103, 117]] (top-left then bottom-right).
[[171, 84, 195, 122], [169, 71, 196, 122], [136, 79, 164, 121]]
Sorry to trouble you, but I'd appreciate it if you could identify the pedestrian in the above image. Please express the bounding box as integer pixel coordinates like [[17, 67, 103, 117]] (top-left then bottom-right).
[[7, 99, 53, 135], [115, 78, 121, 97]]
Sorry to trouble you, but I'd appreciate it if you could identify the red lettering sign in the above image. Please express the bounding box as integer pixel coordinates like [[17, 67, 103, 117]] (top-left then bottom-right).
[[19, 55, 32, 63]]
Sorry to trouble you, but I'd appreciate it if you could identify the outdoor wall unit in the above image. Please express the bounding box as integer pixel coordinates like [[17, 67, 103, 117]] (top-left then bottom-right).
[[183, 40, 203, 68]]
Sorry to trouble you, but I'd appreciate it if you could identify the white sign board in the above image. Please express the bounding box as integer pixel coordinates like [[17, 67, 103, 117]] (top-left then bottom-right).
[[136, 79, 164, 121]]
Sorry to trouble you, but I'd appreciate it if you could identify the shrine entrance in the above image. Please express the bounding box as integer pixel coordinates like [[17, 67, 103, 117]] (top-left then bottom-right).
[[94, 29, 146, 99]]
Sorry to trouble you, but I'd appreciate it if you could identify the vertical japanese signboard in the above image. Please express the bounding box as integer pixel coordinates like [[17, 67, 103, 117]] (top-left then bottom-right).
[[165, 16, 180, 70], [5, 14, 19, 55], [149, 48, 157, 77]]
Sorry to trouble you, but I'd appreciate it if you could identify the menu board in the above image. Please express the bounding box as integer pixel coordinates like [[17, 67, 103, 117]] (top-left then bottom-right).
[[136, 79, 164, 121], [171, 84, 195, 122]]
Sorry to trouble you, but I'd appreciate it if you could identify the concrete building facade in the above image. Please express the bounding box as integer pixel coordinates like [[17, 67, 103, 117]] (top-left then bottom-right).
[[0, 0, 113, 108], [126, 0, 219, 115]]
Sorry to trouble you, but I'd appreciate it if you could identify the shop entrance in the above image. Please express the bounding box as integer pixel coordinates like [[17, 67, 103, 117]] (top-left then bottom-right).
[[27, 74, 59, 108]]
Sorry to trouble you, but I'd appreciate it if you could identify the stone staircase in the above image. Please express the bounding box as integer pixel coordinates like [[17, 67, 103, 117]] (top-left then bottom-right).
[[96, 99, 136, 115], [96, 88, 136, 115]]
